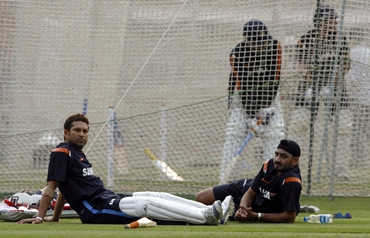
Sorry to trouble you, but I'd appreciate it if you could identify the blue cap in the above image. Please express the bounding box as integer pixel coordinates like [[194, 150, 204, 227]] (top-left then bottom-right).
[[243, 20, 272, 45], [343, 213, 352, 219], [333, 212, 343, 218]]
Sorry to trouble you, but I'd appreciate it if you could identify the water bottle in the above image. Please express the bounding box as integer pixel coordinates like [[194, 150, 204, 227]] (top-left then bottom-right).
[[303, 214, 333, 223]]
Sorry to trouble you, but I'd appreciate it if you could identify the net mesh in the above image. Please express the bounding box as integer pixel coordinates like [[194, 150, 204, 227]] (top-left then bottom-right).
[[1, 0, 370, 197]]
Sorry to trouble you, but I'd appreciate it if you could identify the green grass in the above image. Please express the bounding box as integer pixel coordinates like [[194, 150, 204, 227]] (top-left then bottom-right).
[[1, 196, 370, 237]]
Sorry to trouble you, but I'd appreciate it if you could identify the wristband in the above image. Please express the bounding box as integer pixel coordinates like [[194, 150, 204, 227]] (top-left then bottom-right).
[[35, 216, 43, 221], [257, 213, 262, 221]]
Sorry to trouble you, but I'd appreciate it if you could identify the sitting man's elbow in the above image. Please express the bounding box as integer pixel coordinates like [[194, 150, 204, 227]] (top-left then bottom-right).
[[281, 211, 297, 223]]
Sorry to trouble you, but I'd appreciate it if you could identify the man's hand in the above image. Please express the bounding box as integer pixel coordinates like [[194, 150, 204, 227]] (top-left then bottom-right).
[[17, 217, 43, 224], [234, 205, 255, 222], [17, 216, 57, 224]]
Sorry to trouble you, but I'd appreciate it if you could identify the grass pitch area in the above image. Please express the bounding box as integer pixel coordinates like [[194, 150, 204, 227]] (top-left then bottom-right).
[[1, 196, 370, 238]]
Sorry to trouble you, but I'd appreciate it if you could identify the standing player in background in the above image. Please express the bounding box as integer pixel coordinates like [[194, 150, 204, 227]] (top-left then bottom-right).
[[220, 20, 284, 184], [346, 29, 370, 168], [296, 5, 351, 119], [18, 113, 233, 225], [295, 5, 352, 179]]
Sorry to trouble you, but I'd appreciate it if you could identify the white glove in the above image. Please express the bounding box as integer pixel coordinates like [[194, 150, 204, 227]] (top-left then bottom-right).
[[246, 118, 263, 134], [259, 107, 275, 126]]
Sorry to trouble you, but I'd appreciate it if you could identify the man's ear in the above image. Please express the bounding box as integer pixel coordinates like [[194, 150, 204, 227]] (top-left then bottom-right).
[[64, 129, 69, 139], [293, 157, 299, 166]]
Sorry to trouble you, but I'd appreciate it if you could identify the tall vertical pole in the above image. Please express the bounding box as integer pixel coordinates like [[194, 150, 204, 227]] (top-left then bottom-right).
[[307, 0, 322, 195], [160, 103, 167, 162], [329, 0, 347, 199], [107, 106, 114, 186]]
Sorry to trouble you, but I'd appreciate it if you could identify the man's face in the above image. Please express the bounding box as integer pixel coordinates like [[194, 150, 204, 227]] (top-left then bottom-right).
[[273, 148, 299, 173], [246, 37, 268, 52], [64, 121, 89, 150], [320, 19, 338, 38]]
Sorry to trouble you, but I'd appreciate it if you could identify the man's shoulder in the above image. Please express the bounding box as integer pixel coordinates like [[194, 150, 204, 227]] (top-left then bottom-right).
[[267, 39, 282, 52], [281, 167, 302, 185], [55, 142, 72, 148], [52, 143, 70, 153], [51, 143, 79, 157], [234, 41, 246, 48], [298, 29, 316, 43], [262, 159, 275, 174], [282, 176, 302, 185], [302, 29, 316, 37], [231, 42, 247, 54]]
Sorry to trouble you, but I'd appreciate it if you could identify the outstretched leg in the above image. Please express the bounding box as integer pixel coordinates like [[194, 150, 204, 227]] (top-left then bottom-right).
[[119, 193, 222, 225], [133, 191, 206, 208]]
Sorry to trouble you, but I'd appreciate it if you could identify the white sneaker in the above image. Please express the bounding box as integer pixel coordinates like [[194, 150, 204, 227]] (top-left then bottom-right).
[[300, 205, 320, 213], [219, 195, 235, 224], [203, 200, 222, 225], [306, 205, 320, 213]]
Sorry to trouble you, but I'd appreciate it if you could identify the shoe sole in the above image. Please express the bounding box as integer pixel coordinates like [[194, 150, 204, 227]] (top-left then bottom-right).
[[220, 196, 235, 224]]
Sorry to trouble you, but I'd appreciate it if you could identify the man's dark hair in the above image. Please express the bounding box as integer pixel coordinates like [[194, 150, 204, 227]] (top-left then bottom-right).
[[64, 113, 89, 131], [313, 5, 338, 27]]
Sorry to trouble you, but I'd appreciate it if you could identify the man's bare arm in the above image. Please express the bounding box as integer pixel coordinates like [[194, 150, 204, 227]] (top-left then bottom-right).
[[234, 187, 256, 221], [45, 191, 66, 222], [18, 180, 59, 224], [245, 208, 297, 223]]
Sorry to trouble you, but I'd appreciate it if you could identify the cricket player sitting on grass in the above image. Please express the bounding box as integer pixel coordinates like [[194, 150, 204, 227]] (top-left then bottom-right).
[[196, 139, 302, 223], [18, 113, 234, 225]]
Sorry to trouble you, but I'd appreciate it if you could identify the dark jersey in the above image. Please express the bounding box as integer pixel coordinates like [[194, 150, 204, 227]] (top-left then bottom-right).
[[229, 39, 282, 117], [297, 29, 349, 85], [47, 142, 116, 213], [250, 159, 302, 214]]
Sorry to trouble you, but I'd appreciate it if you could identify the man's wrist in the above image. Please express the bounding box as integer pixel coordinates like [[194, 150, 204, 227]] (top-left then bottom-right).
[[35, 216, 43, 222], [257, 212, 262, 221]]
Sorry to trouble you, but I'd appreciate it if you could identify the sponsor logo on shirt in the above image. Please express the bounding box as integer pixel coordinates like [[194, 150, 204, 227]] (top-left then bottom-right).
[[109, 199, 115, 205], [82, 167, 94, 177], [259, 187, 276, 200]]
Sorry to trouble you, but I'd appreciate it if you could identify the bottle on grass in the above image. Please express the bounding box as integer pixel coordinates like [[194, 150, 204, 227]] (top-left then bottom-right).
[[303, 214, 333, 223]]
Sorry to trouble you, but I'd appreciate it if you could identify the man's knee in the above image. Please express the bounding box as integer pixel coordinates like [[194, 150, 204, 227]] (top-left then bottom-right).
[[195, 187, 215, 205]]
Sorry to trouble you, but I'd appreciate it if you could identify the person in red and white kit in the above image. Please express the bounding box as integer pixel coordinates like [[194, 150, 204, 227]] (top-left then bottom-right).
[[18, 113, 233, 225], [220, 20, 285, 184]]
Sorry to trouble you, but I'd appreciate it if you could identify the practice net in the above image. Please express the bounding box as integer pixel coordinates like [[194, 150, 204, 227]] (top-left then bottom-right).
[[1, 0, 370, 197]]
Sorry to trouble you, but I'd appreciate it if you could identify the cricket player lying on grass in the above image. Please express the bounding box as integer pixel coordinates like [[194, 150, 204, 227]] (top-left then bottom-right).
[[196, 139, 318, 223], [0, 189, 233, 225], [17, 113, 234, 225]]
